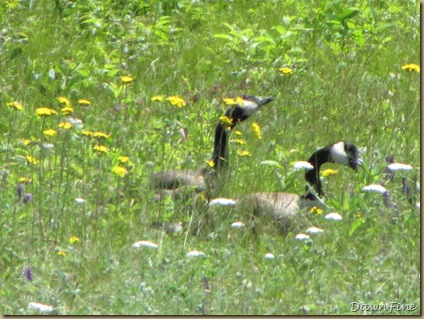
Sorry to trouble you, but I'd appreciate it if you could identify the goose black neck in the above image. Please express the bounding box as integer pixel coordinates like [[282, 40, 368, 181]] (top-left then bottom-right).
[[303, 146, 332, 199], [210, 122, 229, 171]]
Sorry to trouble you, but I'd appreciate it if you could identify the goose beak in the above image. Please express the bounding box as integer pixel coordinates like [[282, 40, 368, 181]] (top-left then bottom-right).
[[255, 96, 274, 107], [240, 95, 274, 109], [349, 158, 363, 171], [349, 162, 359, 171]]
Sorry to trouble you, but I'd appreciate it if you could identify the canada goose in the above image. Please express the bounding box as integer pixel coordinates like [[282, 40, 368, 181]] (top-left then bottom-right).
[[233, 141, 362, 232], [150, 95, 274, 197]]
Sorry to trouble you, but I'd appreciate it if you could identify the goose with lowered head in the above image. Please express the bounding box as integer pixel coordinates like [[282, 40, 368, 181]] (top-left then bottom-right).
[[232, 141, 362, 232]]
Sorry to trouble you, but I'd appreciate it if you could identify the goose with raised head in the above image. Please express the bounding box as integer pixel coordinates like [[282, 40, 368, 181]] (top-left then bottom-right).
[[150, 95, 274, 197], [233, 141, 362, 232]]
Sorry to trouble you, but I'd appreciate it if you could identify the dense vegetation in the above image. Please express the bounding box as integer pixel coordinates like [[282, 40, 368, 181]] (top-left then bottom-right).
[[0, 0, 420, 315]]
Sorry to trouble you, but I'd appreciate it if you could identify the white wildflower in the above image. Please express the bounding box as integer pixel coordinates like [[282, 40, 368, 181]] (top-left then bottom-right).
[[305, 226, 324, 234], [209, 198, 237, 206], [66, 117, 83, 128], [132, 240, 159, 249], [186, 250, 206, 258], [231, 221, 245, 228], [387, 163, 413, 171], [75, 198, 85, 204], [170, 223, 183, 233], [362, 184, 387, 194], [265, 253, 275, 259], [295, 233, 310, 240], [325, 212, 343, 221], [28, 302, 54, 313], [41, 143, 54, 149], [293, 161, 314, 170]]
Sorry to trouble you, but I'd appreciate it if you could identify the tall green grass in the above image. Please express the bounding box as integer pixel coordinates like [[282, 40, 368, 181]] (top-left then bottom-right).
[[0, 0, 420, 315]]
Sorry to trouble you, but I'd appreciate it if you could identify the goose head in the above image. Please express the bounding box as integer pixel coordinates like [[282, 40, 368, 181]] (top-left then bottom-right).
[[304, 141, 362, 199], [224, 95, 273, 128], [329, 141, 362, 171], [210, 95, 274, 172]]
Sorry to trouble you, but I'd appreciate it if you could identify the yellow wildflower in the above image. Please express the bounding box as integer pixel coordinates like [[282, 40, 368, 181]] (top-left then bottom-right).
[[6, 101, 24, 111], [69, 236, 80, 244], [82, 130, 94, 137], [229, 97, 243, 105], [112, 166, 128, 177], [166, 95, 186, 108], [279, 67, 293, 75], [223, 98, 237, 105], [57, 251, 66, 257], [233, 138, 247, 145], [234, 130, 242, 136], [23, 138, 39, 146], [252, 122, 261, 139], [59, 122, 72, 130], [237, 149, 251, 157], [321, 169, 338, 177], [26, 156, 38, 164], [235, 97, 245, 104], [93, 132, 111, 139], [57, 96, 71, 106], [43, 129, 57, 137], [401, 64, 420, 73], [93, 145, 109, 153], [61, 106, 74, 115], [36, 108, 58, 117], [78, 99, 91, 106], [223, 97, 244, 106], [19, 177, 32, 184], [151, 95, 164, 102], [117, 156, 129, 163], [205, 159, 215, 168], [310, 206, 323, 215], [121, 76, 135, 84], [219, 115, 233, 127]]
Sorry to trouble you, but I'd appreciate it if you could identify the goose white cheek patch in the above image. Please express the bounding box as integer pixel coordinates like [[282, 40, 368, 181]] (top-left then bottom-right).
[[330, 142, 349, 165], [239, 100, 260, 116]]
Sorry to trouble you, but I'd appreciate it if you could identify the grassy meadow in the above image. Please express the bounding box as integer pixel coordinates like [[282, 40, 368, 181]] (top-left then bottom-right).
[[0, 0, 420, 315]]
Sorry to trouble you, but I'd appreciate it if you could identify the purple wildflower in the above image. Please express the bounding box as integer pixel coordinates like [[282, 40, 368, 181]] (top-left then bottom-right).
[[18, 183, 23, 201], [23, 193, 33, 204], [24, 266, 33, 281], [402, 177, 412, 203]]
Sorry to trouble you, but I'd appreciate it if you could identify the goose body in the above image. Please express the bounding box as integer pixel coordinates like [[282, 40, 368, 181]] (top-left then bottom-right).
[[234, 141, 362, 232], [150, 169, 207, 192], [150, 95, 274, 195]]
